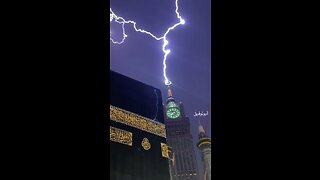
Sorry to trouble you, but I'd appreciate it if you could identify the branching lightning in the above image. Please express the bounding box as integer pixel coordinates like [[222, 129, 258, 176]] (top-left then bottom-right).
[[110, 0, 185, 85]]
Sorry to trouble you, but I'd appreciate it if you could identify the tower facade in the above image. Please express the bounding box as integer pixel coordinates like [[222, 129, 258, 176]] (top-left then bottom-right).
[[197, 122, 211, 180], [164, 86, 199, 180]]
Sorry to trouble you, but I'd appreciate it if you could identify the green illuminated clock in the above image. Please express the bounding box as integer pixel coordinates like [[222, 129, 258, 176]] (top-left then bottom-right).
[[166, 101, 181, 119]]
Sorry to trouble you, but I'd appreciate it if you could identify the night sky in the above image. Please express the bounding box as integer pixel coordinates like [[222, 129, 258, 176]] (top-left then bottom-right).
[[110, 0, 211, 176]]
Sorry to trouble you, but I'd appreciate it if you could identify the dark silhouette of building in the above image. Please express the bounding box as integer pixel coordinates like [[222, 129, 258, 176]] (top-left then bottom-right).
[[110, 71, 171, 180], [197, 120, 211, 180], [164, 86, 199, 180]]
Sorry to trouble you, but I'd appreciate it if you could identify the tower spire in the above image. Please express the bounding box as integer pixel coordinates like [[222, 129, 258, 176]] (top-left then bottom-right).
[[167, 85, 173, 98], [198, 119, 206, 134]]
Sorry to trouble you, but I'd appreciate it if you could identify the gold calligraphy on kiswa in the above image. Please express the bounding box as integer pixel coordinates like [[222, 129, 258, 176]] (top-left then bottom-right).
[[141, 138, 151, 150], [110, 105, 166, 138], [110, 126, 132, 146], [160, 143, 169, 158]]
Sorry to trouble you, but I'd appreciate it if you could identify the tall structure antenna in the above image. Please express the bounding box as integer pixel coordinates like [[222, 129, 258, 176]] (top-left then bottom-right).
[[167, 84, 173, 98]]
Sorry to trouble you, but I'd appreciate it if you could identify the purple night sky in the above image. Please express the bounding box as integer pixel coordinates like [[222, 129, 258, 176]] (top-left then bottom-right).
[[110, 0, 211, 175]]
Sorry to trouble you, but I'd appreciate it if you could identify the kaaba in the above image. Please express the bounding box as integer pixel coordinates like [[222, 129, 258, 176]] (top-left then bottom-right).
[[110, 70, 171, 180]]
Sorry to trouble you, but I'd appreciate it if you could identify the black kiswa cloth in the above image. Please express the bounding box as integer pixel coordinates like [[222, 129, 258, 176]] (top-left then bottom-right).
[[110, 70, 164, 124], [109, 71, 170, 180]]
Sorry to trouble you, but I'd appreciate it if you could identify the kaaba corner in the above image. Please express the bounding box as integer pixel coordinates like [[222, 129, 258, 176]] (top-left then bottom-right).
[[109, 70, 171, 180]]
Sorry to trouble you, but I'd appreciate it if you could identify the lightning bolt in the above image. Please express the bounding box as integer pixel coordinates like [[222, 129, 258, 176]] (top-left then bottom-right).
[[153, 89, 159, 121], [110, 0, 185, 85]]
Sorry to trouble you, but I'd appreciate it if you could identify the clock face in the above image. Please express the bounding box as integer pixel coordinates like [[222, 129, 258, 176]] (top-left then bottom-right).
[[166, 107, 180, 119], [166, 101, 181, 119]]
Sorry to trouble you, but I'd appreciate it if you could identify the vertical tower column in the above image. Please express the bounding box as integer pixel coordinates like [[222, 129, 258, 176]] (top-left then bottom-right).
[[197, 121, 211, 180]]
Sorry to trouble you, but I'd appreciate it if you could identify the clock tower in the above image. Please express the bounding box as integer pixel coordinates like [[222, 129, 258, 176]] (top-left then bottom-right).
[[165, 85, 181, 119], [164, 86, 199, 180]]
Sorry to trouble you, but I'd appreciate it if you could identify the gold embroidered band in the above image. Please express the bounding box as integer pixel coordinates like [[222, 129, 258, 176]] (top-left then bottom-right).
[[110, 105, 166, 138], [110, 126, 133, 146]]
